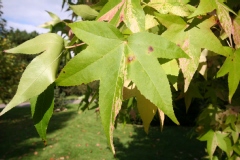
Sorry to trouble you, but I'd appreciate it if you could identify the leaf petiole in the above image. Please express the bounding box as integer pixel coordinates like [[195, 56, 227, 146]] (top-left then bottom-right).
[[65, 42, 85, 49]]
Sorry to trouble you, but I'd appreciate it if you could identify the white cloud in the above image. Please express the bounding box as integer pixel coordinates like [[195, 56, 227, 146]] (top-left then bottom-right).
[[6, 21, 48, 33], [2, 0, 71, 33]]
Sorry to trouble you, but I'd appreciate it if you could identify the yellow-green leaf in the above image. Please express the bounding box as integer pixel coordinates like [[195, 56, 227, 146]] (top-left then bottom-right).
[[217, 48, 240, 103], [123, 85, 158, 133], [155, 13, 227, 92], [70, 4, 99, 20], [56, 21, 187, 153], [124, 0, 145, 33], [0, 33, 64, 116]]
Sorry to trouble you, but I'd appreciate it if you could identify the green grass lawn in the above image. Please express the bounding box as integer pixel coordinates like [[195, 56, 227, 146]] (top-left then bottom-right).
[[0, 104, 207, 160]]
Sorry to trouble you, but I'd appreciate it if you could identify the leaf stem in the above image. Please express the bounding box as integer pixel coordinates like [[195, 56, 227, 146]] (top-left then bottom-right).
[[65, 43, 85, 49]]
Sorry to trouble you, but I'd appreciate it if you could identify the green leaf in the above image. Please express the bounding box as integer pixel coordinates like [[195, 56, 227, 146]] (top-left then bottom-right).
[[56, 21, 187, 153], [199, 129, 218, 159], [215, 132, 230, 155], [159, 59, 179, 90], [233, 143, 240, 155], [189, 0, 216, 18], [189, 0, 236, 44], [199, 130, 229, 158], [145, 14, 159, 30], [155, 13, 227, 91], [30, 83, 55, 143], [39, 11, 61, 29], [0, 33, 64, 116], [223, 136, 232, 158], [217, 48, 240, 102], [123, 85, 158, 133], [69, 4, 99, 20], [124, 0, 145, 33], [148, 1, 191, 17]]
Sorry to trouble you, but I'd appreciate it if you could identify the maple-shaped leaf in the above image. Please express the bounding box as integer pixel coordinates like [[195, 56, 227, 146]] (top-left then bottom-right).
[[155, 13, 227, 92], [217, 48, 240, 103], [123, 82, 163, 133], [189, 0, 236, 45], [0, 33, 64, 116], [97, 0, 145, 33], [199, 130, 229, 159], [56, 21, 187, 153]]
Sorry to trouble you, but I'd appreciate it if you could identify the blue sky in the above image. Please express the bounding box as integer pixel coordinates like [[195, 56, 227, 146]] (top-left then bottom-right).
[[2, 0, 71, 33]]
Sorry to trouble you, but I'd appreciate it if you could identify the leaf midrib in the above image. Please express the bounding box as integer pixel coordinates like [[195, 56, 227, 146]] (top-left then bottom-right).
[[19, 50, 63, 97], [127, 44, 169, 107], [58, 42, 125, 84]]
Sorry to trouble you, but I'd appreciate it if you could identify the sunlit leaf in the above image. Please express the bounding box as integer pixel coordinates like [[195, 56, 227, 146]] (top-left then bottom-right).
[[56, 21, 187, 153], [159, 59, 179, 90], [70, 4, 99, 20], [145, 14, 159, 30], [217, 48, 240, 103], [216, 2, 233, 46], [155, 13, 227, 92], [198, 130, 217, 159], [189, 0, 216, 18], [97, 0, 145, 32], [0, 33, 64, 116], [39, 11, 61, 29], [97, 0, 125, 26], [123, 84, 158, 133], [124, 0, 145, 33], [158, 109, 165, 131], [148, 1, 190, 17], [233, 14, 240, 49]]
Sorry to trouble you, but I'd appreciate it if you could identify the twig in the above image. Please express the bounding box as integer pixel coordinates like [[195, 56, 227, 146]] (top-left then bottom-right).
[[65, 42, 85, 49]]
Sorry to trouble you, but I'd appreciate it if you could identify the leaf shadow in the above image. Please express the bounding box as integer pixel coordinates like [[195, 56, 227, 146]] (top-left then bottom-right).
[[114, 125, 207, 160], [0, 105, 76, 160]]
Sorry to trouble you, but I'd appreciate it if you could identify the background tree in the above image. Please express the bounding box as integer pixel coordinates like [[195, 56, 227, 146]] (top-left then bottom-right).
[[0, 1, 38, 103]]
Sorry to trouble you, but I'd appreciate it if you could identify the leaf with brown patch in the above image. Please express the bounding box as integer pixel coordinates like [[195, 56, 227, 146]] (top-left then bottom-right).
[[56, 21, 187, 154]]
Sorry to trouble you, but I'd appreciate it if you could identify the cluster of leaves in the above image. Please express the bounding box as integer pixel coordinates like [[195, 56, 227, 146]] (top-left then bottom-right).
[[1, 0, 240, 157], [196, 104, 240, 159]]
